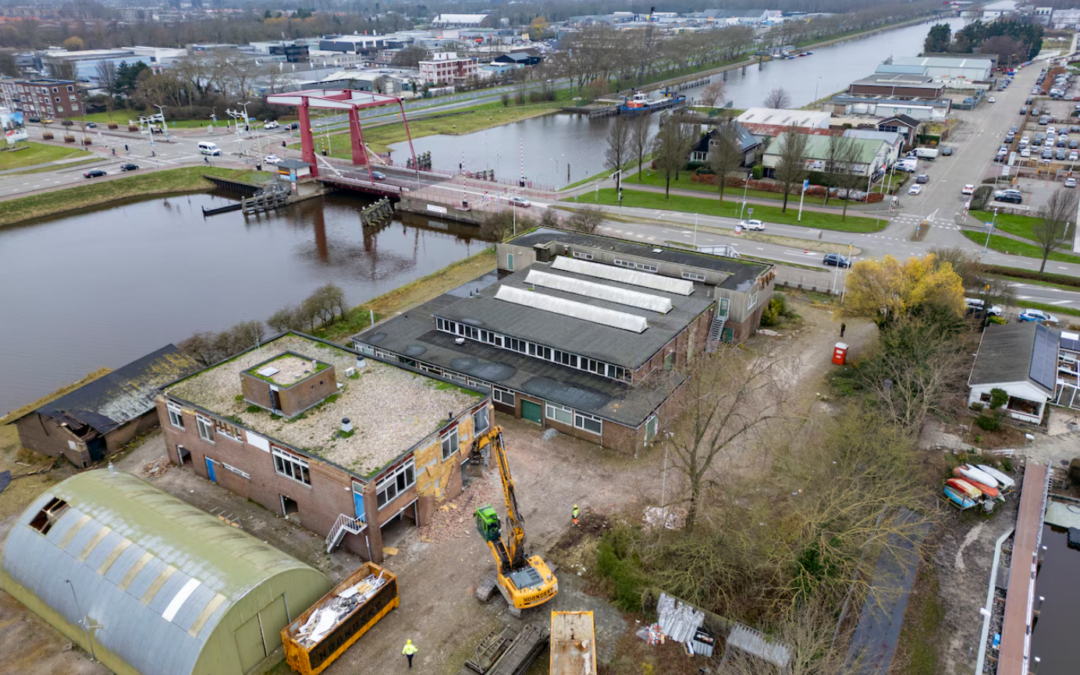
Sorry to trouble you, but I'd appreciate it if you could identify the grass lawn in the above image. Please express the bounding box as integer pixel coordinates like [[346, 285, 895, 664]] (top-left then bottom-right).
[[632, 170, 842, 207], [583, 187, 886, 233], [75, 110, 297, 130], [295, 100, 561, 158], [0, 142, 92, 171], [1016, 300, 1080, 318], [892, 563, 944, 675], [960, 230, 1080, 265], [563, 154, 654, 191], [0, 166, 268, 228], [970, 209, 1042, 241]]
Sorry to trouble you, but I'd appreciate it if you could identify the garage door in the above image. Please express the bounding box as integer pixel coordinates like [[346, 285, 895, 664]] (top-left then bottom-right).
[[521, 400, 542, 425], [234, 613, 266, 674]]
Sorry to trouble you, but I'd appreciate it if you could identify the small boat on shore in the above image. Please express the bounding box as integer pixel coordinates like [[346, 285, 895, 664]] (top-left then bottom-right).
[[977, 464, 1016, 490], [952, 468, 1000, 499], [947, 477, 983, 500], [958, 464, 999, 489], [944, 485, 978, 509]]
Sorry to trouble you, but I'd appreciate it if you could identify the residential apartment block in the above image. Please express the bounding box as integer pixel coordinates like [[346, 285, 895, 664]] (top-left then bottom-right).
[[157, 333, 493, 564], [0, 78, 81, 118], [353, 230, 775, 456], [418, 52, 479, 84]]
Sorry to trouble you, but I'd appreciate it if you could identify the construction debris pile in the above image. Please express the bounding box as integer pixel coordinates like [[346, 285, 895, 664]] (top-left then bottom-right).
[[142, 457, 171, 479], [418, 473, 498, 544], [294, 572, 388, 647], [640, 592, 716, 657]]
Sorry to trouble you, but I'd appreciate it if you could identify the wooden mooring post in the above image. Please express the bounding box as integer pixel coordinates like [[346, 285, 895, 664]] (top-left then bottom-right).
[[360, 197, 394, 226]]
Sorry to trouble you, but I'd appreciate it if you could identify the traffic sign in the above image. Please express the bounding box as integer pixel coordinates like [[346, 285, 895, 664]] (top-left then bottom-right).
[[748, 207, 753, 215]]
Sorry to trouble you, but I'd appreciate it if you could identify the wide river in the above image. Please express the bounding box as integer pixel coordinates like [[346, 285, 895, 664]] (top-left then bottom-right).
[[0, 15, 970, 415], [391, 16, 969, 188], [0, 193, 482, 415]]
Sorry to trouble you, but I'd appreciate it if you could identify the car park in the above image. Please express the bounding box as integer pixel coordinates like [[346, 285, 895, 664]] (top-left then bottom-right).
[[120, 163, 138, 172], [83, 169, 106, 179], [1019, 309, 1058, 324], [1043, 148, 1054, 159], [1067, 177, 1077, 188], [508, 196, 531, 207], [962, 184, 975, 195], [916, 174, 929, 184], [1040, 116, 1050, 125], [739, 219, 765, 231], [823, 253, 851, 268], [908, 184, 923, 195]]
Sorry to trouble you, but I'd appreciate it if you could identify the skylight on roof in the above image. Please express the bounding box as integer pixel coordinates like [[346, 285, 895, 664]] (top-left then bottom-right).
[[525, 270, 673, 313], [552, 257, 694, 296], [495, 286, 648, 333]]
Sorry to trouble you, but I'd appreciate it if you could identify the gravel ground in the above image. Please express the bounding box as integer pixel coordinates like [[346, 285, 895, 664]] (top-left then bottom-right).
[[166, 334, 482, 475]]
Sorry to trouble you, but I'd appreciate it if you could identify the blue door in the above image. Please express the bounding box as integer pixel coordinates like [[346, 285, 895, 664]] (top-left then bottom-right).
[[205, 457, 216, 483], [353, 484, 366, 524]]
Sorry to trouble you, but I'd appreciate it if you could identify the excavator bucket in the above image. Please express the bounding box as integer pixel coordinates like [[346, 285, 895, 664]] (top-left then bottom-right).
[[475, 505, 502, 543]]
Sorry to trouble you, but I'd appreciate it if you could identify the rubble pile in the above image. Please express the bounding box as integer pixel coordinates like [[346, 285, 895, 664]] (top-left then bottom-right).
[[294, 572, 387, 647]]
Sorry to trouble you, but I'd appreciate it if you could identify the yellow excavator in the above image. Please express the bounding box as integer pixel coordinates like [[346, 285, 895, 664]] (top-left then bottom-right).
[[472, 426, 558, 617]]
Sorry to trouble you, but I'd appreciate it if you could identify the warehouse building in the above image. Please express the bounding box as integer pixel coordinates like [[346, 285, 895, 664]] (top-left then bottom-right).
[[890, 56, 993, 83], [157, 333, 492, 564], [0, 469, 332, 675], [353, 229, 775, 456]]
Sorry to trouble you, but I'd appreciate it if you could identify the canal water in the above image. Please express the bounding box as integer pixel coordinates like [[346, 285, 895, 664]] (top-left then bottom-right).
[[1030, 523, 1080, 674], [390, 16, 969, 188], [0, 192, 482, 416]]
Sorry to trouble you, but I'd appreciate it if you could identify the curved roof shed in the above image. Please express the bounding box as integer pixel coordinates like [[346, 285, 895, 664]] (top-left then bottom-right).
[[0, 470, 332, 675]]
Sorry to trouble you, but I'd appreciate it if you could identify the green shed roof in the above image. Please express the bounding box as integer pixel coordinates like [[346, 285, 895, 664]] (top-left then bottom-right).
[[764, 132, 886, 165]]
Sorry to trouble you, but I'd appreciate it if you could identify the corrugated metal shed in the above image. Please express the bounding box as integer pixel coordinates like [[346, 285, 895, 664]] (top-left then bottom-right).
[[0, 470, 331, 675]]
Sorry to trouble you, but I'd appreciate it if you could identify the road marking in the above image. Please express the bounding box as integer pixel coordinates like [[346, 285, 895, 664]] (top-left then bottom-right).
[[1047, 300, 1073, 305]]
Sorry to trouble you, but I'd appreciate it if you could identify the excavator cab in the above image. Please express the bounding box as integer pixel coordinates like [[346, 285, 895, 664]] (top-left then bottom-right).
[[475, 505, 502, 543]]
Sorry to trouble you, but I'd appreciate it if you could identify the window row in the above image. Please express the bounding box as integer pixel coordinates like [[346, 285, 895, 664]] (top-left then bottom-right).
[[546, 402, 602, 435], [377, 460, 416, 509], [435, 318, 630, 382], [682, 271, 706, 282], [613, 258, 658, 274], [273, 446, 310, 485]]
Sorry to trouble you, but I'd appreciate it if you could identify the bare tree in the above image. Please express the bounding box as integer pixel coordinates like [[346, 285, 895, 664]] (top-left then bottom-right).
[[604, 116, 632, 193], [96, 60, 119, 110], [665, 345, 790, 532], [651, 120, 694, 198], [1033, 189, 1078, 273], [707, 120, 743, 204], [763, 87, 792, 109], [930, 245, 1016, 312], [629, 116, 651, 183], [566, 206, 603, 234], [822, 134, 854, 206], [773, 126, 809, 212], [698, 80, 726, 108]]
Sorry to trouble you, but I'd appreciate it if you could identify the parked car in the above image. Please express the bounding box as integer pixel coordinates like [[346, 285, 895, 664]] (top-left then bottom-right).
[[508, 195, 531, 207], [1010, 125, 1020, 134], [739, 219, 765, 231], [1040, 116, 1050, 125], [965, 298, 1003, 316], [83, 169, 106, 179], [1020, 107, 1029, 115], [1026, 98, 1034, 105], [916, 174, 930, 184], [1066, 177, 1077, 188], [994, 191, 1023, 204], [823, 253, 851, 268], [962, 184, 976, 195], [1057, 148, 1067, 160], [27, 117, 39, 123], [1042, 148, 1054, 159], [371, 170, 387, 181], [1071, 150, 1079, 161], [287, 122, 300, 130], [988, 96, 997, 103], [908, 184, 923, 195], [119, 163, 138, 172], [1019, 309, 1058, 324], [85, 122, 96, 128], [42, 118, 53, 124], [1021, 148, 1031, 158], [263, 120, 280, 130], [263, 154, 283, 164], [941, 146, 953, 156]]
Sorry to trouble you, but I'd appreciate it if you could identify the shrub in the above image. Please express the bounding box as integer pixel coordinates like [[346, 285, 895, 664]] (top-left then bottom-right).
[[128, 125, 138, 132], [989, 388, 1008, 410], [971, 185, 992, 211], [976, 410, 1002, 432], [82, 138, 92, 146], [64, 135, 75, 143], [970, 402, 984, 412], [500, 93, 510, 107], [42, 132, 53, 140], [594, 526, 648, 612], [988, 316, 1006, 324], [108, 122, 118, 129], [751, 165, 764, 180]]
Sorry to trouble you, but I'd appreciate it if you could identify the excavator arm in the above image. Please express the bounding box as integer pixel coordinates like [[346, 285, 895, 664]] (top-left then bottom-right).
[[473, 426, 527, 572]]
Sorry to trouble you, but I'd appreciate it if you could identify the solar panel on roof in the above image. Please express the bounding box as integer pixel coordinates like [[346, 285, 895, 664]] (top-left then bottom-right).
[[525, 270, 673, 313], [552, 257, 694, 295], [1030, 324, 1059, 392], [494, 286, 648, 333]]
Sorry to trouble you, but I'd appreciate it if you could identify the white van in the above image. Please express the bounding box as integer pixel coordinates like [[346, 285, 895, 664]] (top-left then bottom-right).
[[198, 141, 221, 156]]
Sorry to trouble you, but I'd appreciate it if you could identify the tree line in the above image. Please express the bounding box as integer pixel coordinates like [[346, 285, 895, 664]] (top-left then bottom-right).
[[924, 19, 1044, 65]]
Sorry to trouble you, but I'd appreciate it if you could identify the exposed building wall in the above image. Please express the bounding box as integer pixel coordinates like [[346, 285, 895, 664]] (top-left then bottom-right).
[[14, 414, 90, 467], [102, 411, 162, 455]]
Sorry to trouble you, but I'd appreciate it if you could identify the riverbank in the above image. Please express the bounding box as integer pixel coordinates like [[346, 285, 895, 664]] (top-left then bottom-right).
[[0, 166, 268, 228]]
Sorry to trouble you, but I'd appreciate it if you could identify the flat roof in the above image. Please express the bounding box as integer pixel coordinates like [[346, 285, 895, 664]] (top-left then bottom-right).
[[165, 334, 484, 476], [355, 274, 683, 427], [436, 262, 713, 369], [507, 228, 769, 292]]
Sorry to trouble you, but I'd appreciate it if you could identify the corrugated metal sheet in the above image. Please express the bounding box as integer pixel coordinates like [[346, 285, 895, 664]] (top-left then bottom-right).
[[495, 286, 649, 333], [552, 256, 695, 296], [0, 470, 329, 675], [525, 270, 673, 313]]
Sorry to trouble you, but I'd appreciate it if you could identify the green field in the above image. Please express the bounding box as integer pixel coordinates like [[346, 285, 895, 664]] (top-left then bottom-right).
[[969, 210, 1042, 241], [0, 166, 269, 228], [582, 187, 886, 233], [0, 142, 92, 171], [960, 230, 1080, 265]]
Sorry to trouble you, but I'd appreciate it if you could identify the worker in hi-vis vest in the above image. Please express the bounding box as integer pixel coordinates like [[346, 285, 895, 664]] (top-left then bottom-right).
[[403, 639, 418, 668], [572, 504, 579, 526]]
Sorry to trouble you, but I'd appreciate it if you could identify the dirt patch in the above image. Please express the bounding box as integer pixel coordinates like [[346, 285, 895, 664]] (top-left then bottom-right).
[[546, 509, 612, 575]]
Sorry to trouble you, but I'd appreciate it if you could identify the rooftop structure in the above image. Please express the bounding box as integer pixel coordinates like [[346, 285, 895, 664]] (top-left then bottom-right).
[[968, 323, 1059, 424], [891, 56, 993, 81], [736, 107, 831, 129], [431, 13, 491, 27]]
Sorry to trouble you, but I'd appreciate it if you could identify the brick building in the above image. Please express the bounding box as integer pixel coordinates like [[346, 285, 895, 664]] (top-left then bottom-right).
[[157, 333, 493, 564], [353, 229, 775, 456], [418, 52, 479, 85], [0, 78, 81, 118]]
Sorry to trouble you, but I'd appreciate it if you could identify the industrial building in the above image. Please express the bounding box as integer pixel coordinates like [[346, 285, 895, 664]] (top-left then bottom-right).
[[763, 132, 894, 177], [353, 230, 775, 456], [157, 333, 493, 563], [0, 469, 332, 675], [11, 344, 199, 467], [890, 56, 993, 83], [847, 73, 946, 99]]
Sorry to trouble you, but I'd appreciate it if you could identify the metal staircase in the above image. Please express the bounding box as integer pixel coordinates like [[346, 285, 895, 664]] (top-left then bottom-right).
[[705, 299, 730, 353], [326, 513, 365, 553]]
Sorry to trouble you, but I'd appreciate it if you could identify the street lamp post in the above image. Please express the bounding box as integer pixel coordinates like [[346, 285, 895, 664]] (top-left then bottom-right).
[[153, 104, 169, 142], [983, 208, 998, 255], [739, 170, 752, 220]]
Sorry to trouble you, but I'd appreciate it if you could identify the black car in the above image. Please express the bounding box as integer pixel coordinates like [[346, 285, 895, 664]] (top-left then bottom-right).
[[120, 163, 138, 172], [995, 191, 1023, 204], [1020, 107, 1028, 115], [83, 169, 107, 179], [916, 174, 930, 184], [823, 253, 852, 268], [86, 122, 96, 128], [1026, 98, 1034, 105], [27, 117, 40, 123]]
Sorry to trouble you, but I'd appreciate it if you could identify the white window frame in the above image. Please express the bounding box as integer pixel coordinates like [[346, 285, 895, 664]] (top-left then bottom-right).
[[272, 446, 311, 485], [492, 387, 515, 406], [376, 459, 416, 509], [223, 463, 250, 479], [748, 290, 760, 311], [440, 425, 459, 461], [682, 271, 706, 281], [167, 403, 184, 429], [574, 412, 603, 435], [546, 403, 573, 425], [196, 415, 214, 443], [572, 250, 594, 260], [473, 405, 490, 434]]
